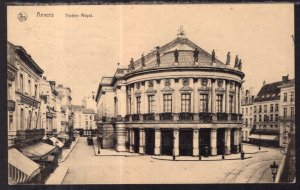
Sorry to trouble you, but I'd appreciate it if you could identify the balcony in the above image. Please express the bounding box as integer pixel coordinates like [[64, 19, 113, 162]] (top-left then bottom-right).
[[159, 112, 174, 121], [231, 113, 238, 121], [217, 113, 228, 121], [125, 115, 130, 122], [179, 112, 194, 121], [131, 114, 140, 121], [199, 112, 212, 123], [238, 114, 243, 121], [279, 116, 295, 122], [15, 128, 45, 142], [143, 113, 155, 121]]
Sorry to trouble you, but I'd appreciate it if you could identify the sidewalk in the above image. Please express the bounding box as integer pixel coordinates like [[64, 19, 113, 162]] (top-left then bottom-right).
[[45, 166, 68, 184], [151, 153, 252, 161], [92, 137, 140, 157], [58, 137, 79, 163]]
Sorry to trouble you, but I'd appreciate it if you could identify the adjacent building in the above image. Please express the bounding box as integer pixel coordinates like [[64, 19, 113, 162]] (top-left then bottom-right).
[[241, 89, 255, 142], [96, 31, 245, 157], [56, 84, 72, 134]]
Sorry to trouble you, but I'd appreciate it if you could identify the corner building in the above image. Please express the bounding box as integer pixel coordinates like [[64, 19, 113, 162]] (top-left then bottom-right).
[[96, 34, 245, 157]]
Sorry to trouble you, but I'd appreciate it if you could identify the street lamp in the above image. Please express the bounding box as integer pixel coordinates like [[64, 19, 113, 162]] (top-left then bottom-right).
[[270, 161, 278, 182], [258, 132, 261, 150], [97, 135, 101, 154]]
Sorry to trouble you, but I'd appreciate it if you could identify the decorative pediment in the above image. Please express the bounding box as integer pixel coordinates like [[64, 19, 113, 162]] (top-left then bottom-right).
[[146, 87, 157, 95], [198, 86, 211, 94], [161, 86, 174, 94], [179, 85, 193, 93]]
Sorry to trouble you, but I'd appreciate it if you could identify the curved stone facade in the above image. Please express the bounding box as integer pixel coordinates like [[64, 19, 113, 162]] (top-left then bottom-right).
[[96, 34, 245, 157]]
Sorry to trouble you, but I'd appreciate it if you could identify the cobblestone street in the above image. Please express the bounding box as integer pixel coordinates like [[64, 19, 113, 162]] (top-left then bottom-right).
[[60, 137, 283, 184]]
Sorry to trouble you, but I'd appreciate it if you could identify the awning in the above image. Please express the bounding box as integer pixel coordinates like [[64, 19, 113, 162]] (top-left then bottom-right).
[[20, 142, 56, 160], [49, 137, 64, 148], [8, 148, 40, 184], [248, 134, 278, 141]]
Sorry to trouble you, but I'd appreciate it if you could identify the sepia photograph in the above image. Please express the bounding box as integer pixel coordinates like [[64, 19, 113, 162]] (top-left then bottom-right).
[[6, 3, 295, 185]]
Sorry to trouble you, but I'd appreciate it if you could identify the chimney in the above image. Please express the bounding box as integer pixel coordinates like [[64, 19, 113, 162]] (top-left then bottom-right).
[[282, 75, 289, 83]]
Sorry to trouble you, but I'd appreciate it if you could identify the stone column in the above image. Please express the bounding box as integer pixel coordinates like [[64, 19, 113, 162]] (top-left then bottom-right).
[[131, 85, 135, 114], [174, 79, 180, 114], [225, 80, 230, 114], [119, 85, 127, 118], [154, 128, 161, 155], [155, 80, 161, 120], [193, 129, 199, 156], [173, 128, 179, 156], [193, 79, 199, 121], [225, 128, 231, 155], [125, 128, 129, 151], [234, 128, 239, 153], [115, 123, 126, 152], [141, 82, 146, 114], [235, 83, 239, 114], [139, 128, 145, 154], [129, 128, 134, 153], [210, 128, 217, 156], [211, 79, 216, 120], [238, 84, 241, 115]]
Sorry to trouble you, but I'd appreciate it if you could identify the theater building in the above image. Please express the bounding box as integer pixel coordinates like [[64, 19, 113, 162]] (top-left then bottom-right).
[[96, 31, 244, 157]]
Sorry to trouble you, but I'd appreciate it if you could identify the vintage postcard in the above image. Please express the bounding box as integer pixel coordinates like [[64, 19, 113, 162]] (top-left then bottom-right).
[[6, 3, 295, 184]]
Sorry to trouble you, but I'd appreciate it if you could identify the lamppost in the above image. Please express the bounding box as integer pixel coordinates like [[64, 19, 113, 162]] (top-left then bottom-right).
[[270, 161, 278, 182], [258, 131, 261, 150], [97, 135, 101, 154]]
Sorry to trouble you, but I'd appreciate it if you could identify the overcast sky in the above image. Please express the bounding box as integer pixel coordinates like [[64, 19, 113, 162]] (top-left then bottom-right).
[[8, 4, 294, 104]]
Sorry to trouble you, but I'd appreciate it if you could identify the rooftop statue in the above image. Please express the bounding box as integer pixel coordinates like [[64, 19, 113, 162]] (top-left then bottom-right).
[[177, 25, 185, 37], [238, 59, 242, 70], [130, 58, 135, 70], [212, 50, 215, 63], [141, 54, 145, 67], [226, 52, 230, 65], [194, 48, 199, 63], [174, 49, 179, 63], [156, 47, 160, 66], [234, 55, 239, 68]]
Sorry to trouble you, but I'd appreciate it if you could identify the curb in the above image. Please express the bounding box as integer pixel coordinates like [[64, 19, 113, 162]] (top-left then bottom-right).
[[150, 156, 252, 162], [58, 138, 79, 163], [45, 168, 69, 184], [92, 141, 140, 157]]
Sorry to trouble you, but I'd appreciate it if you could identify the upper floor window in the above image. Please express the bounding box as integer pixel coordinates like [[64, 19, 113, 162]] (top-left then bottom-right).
[[20, 108, 24, 130], [291, 92, 294, 102], [242, 108, 244, 115], [250, 107, 252, 115], [128, 97, 132, 114], [254, 106, 257, 113], [283, 108, 287, 118], [8, 83, 12, 99], [199, 94, 208, 113], [259, 115, 262, 122], [254, 115, 257, 122], [163, 94, 172, 113], [90, 115, 92, 120], [216, 94, 223, 113], [275, 104, 279, 112], [264, 105, 267, 113], [148, 95, 155, 113], [246, 108, 248, 115], [34, 84, 37, 99], [229, 95, 234, 113], [275, 114, 278, 121], [259, 105, 262, 113], [291, 107, 294, 118], [28, 80, 31, 96], [270, 104, 274, 112], [270, 114, 273, 121], [136, 97, 141, 114], [20, 73, 24, 93], [181, 94, 191, 113], [283, 93, 287, 102]]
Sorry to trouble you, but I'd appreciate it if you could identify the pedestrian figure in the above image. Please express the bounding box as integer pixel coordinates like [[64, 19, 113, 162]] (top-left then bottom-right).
[[194, 48, 199, 63], [212, 50, 215, 63], [234, 55, 239, 68], [174, 49, 179, 63], [226, 52, 231, 65], [156, 47, 160, 66]]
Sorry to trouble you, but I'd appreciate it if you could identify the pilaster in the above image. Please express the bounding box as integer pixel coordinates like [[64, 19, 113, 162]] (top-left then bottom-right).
[[193, 129, 199, 156]]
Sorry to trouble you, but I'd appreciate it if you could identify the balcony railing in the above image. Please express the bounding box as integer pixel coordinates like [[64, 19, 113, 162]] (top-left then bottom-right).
[[143, 113, 155, 121], [217, 112, 228, 121], [125, 115, 130, 122], [179, 112, 194, 121], [159, 112, 174, 121], [131, 114, 140, 121], [279, 116, 295, 122], [199, 112, 212, 123], [238, 114, 243, 121], [231, 113, 238, 121]]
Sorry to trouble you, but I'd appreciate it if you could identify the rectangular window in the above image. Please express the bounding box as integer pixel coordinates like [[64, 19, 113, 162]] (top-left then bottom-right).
[[270, 114, 273, 121], [291, 107, 294, 119], [9, 114, 13, 131], [200, 94, 209, 113], [20, 74, 24, 93], [275, 114, 278, 121], [246, 108, 248, 115], [283, 93, 287, 101], [229, 95, 234, 113], [270, 104, 274, 112], [259, 115, 262, 122], [8, 84, 12, 99], [250, 107, 252, 115], [254, 106, 257, 113], [275, 104, 279, 112], [259, 105, 262, 113], [291, 92, 294, 102], [250, 118, 252, 126], [163, 94, 172, 113], [28, 80, 31, 96], [254, 115, 257, 122], [128, 97, 131, 114], [283, 108, 287, 119], [242, 108, 244, 115], [20, 109, 24, 130], [136, 97, 141, 114], [28, 110, 31, 129], [181, 94, 191, 112], [34, 84, 37, 99], [216, 95, 223, 113], [148, 95, 155, 113], [264, 105, 267, 113], [245, 118, 248, 127]]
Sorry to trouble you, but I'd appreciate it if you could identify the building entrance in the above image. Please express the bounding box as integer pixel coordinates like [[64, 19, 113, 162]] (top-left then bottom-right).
[[161, 129, 173, 155], [145, 129, 155, 155], [217, 128, 226, 155], [199, 129, 211, 156], [133, 128, 139, 153], [179, 129, 193, 156]]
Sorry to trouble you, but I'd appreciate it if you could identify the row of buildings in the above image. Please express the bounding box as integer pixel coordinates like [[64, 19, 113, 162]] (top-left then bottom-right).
[[241, 75, 295, 147], [95, 31, 245, 157], [7, 41, 74, 184]]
